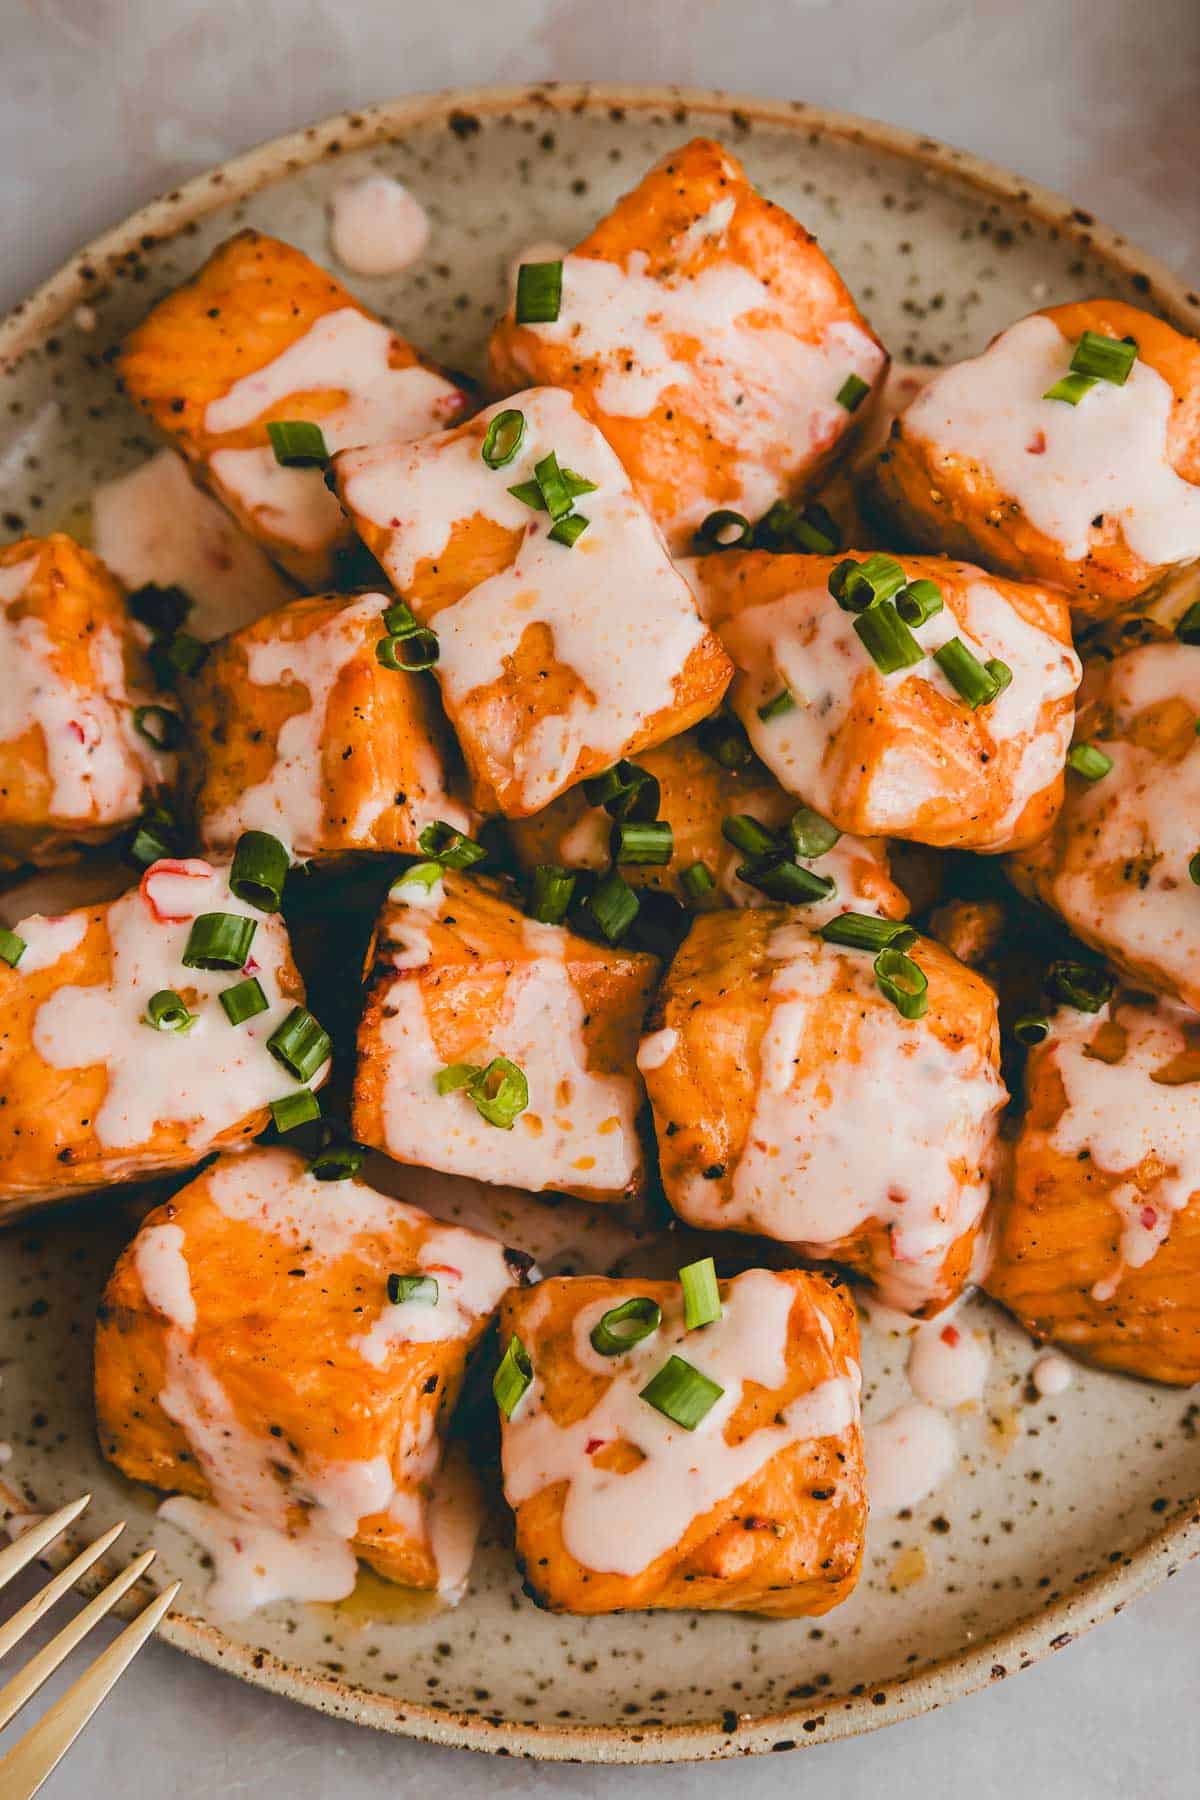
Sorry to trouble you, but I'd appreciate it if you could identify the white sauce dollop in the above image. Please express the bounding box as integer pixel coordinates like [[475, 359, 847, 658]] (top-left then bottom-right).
[[329, 175, 431, 277], [864, 1401, 958, 1516]]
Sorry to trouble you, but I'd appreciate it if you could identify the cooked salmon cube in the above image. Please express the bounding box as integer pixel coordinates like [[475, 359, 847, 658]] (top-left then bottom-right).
[[0, 856, 325, 1217], [694, 550, 1080, 853], [118, 230, 471, 590], [353, 869, 659, 1204], [986, 988, 1200, 1385], [869, 301, 1200, 623], [488, 137, 888, 552], [188, 589, 473, 859], [639, 909, 1007, 1316], [1009, 639, 1200, 1011], [333, 385, 732, 817], [505, 723, 908, 926], [95, 1146, 525, 1612], [0, 534, 176, 871], [496, 1266, 865, 1616]]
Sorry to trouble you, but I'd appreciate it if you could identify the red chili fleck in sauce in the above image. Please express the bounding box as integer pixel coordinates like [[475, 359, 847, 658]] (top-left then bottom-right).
[[1026, 431, 1047, 455], [1140, 1206, 1158, 1230], [940, 1324, 961, 1347]]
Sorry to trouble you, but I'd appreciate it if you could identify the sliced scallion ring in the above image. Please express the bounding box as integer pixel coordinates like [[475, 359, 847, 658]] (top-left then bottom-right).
[[382, 598, 420, 638], [695, 509, 754, 551], [267, 1006, 332, 1082], [836, 372, 870, 411], [583, 761, 660, 822], [679, 1256, 722, 1330], [309, 1141, 364, 1181], [480, 408, 526, 469], [493, 1332, 534, 1418], [854, 600, 925, 673], [698, 715, 752, 771], [144, 988, 194, 1033], [612, 819, 673, 866], [266, 419, 329, 467], [528, 864, 577, 925], [533, 451, 573, 521], [181, 912, 257, 972], [1013, 1012, 1051, 1046], [417, 820, 486, 868], [132, 705, 183, 751], [680, 861, 715, 902], [757, 688, 795, 722], [548, 512, 589, 548], [737, 856, 835, 905], [790, 502, 841, 555], [376, 629, 440, 671], [588, 868, 640, 943], [1047, 959, 1113, 1014], [589, 1296, 662, 1357], [720, 814, 780, 859], [514, 260, 563, 325], [390, 861, 444, 898], [470, 1057, 529, 1129], [819, 912, 916, 952], [435, 1062, 481, 1096], [229, 830, 289, 912], [894, 578, 944, 627], [1043, 372, 1096, 406], [786, 806, 841, 860], [1067, 742, 1113, 781], [387, 1273, 439, 1306], [270, 1089, 321, 1133], [1070, 330, 1138, 386], [933, 637, 1002, 709], [638, 1355, 723, 1430], [830, 553, 907, 613], [985, 657, 1014, 696], [219, 975, 268, 1026], [1190, 851, 1200, 887], [874, 946, 929, 1020], [0, 928, 26, 969]]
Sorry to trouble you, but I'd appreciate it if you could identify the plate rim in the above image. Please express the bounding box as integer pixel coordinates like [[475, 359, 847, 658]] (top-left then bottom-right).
[[2, 79, 1198, 1762]]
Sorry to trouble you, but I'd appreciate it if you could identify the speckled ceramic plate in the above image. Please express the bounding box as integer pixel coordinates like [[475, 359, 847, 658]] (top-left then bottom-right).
[[2, 84, 1199, 1765]]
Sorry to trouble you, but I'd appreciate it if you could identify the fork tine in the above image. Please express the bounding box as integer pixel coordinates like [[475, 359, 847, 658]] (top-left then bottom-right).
[[0, 1521, 127, 1663], [0, 1579, 180, 1800], [0, 1547, 156, 1734], [0, 1497, 91, 1594]]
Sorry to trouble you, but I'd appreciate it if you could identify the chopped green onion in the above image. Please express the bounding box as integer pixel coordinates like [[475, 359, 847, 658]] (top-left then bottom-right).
[[493, 1333, 534, 1418], [219, 975, 268, 1026], [529, 864, 577, 925], [1013, 1012, 1051, 1046], [548, 512, 589, 548], [271, 1089, 321, 1133], [436, 1063, 480, 1096], [933, 637, 1002, 708], [418, 820, 486, 869], [854, 600, 925, 673], [266, 419, 329, 467], [267, 1007, 332, 1082], [1067, 742, 1113, 781], [515, 260, 563, 325], [182, 912, 257, 972], [985, 658, 1013, 695], [721, 813, 780, 859], [128, 583, 191, 637], [480, 408, 526, 469], [155, 631, 209, 682], [757, 688, 795, 723], [380, 599, 417, 638], [584, 761, 660, 822], [533, 451, 573, 521], [819, 912, 916, 952], [628, 889, 689, 959], [737, 855, 835, 905], [1175, 602, 1200, 645], [376, 629, 440, 671], [830, 553, 907, 613], [752, 499, 799, 550], [790, 503, 841, 556], [127, 803, 179, 868], [787, 806, 841, 860], [1070, 330, 1138, 386], [679, 1256, 722, 1330], [563, 469, 598, 498], [387, 1273, 439, 1306], [588, 869, 640, 943], [894, 579, 944, 627], [836, 372, 870, 412], [508, 478, 543, 509], [470, 1057, 529, 1129], [332, 540, 387, 589], [509, 467, 596, 512], [589, 1296, 662, 1357], [309, 1141, 364, 1181], [229, 830, 289, 912], [695, 509, 754, 551], [1043, 372, 1096, 406], [0, 928, 26, 969], [680, 861, 715, 901], [639, 1355, 723, 1430], [698, 715, 753, 771], [1047, 959, 1113, 1013], [390, 861, 443, 898], [612, 819, 674, 866], [874, 946, 928, 1020], [1190, 851, 1200, 886], [144, 988, 193, 1032], [132, 705, 183, 751]]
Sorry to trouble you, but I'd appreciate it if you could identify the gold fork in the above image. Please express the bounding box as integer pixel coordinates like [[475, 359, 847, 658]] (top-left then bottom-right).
[[0, 1495, 179, 1799]]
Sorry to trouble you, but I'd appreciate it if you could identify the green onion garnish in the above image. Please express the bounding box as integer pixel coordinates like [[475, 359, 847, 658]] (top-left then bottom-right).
[[721, 814, 779, 859], [680, 861, 715, 901], [584, 761, 660, 822], [1067, 742, 1113, 781], [480, 408, 526, 469], [507, 478, 542, 509], [509, 468, 595, 509], [639, 1355, 723, 1430], [1043, 372, 1096, 406], [695, 510, 754, 551], [219, 975, 268, 1026], [874, 946, 928, 1020], [1013, 1012, 1051, 1046], [128, 583, 192, 637], [819, 912, 916, 952], [533, 451, 573, 521], [493, 1333, 534, 1418], [1070, 330, 1138, 386], [738, 856, 836, 904], [757, 688, 795, 723], [894, 579, 944, 627], [589, 1296, 662, 1357], [588, 869, 640, 943], [127, 804, 178, 869], [612, 819, 674, 866], [390, 861, 443, 898], [787, 806, 841, 860], [562, 469, 598, 499], [1175, 603, 1200, 645], [933, 637, 1004, 709], [830, 553, 907, 613], [436, 1058, 529, 1129], [1048, 959, 1113, 1013], [309, 1141, 364, 1181], [271, 1089, 321, 1133], [156, 631, 209, 682], [229, 830, 289, 912], [376, 629, 440, 671], [435, 1063, 480, 1096], [382, 598, 419, 638], [267, 1007, 332, 1082], [698, 715, 753, 771], [791, 503, 841, 555], [679, 1257, 722, 1330], [515, 260, 563, 325], [0, 928, 26, 969], [417, 820, 486, 869], [986, 658, 1013, 696], [548, 512, 589, 548], [836, 372, 870, 412], [132, 705, 183, 751], [144, 988, 194, 1033], [181, 912, 257, 972], [387, 1273, 439, 1306], [529, 864, 577, 925], [266, 419, 329, 467], [1190, 851, 1200, 886], [854, 600, 925, 673]]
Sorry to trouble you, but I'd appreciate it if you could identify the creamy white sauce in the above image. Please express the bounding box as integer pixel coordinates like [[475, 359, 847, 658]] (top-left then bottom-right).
[[375, 895, 642, 1196], [905, 1320, 990, 1408], [903, 314, 1200, 568], [636, 1027, 678, 1073], [329, 175, 430, 277], [864, 1401, 958, 1515], [1031, 1352, 1074, 1397], [502, 1271, 860, 1576], [340, 387, 711, 814], [29, 860, 321, 1149], [713, 566, 1079, 848], [10, 911, 89, 973], [205, 308, 463, 558], [91, 450, 293, 640]]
